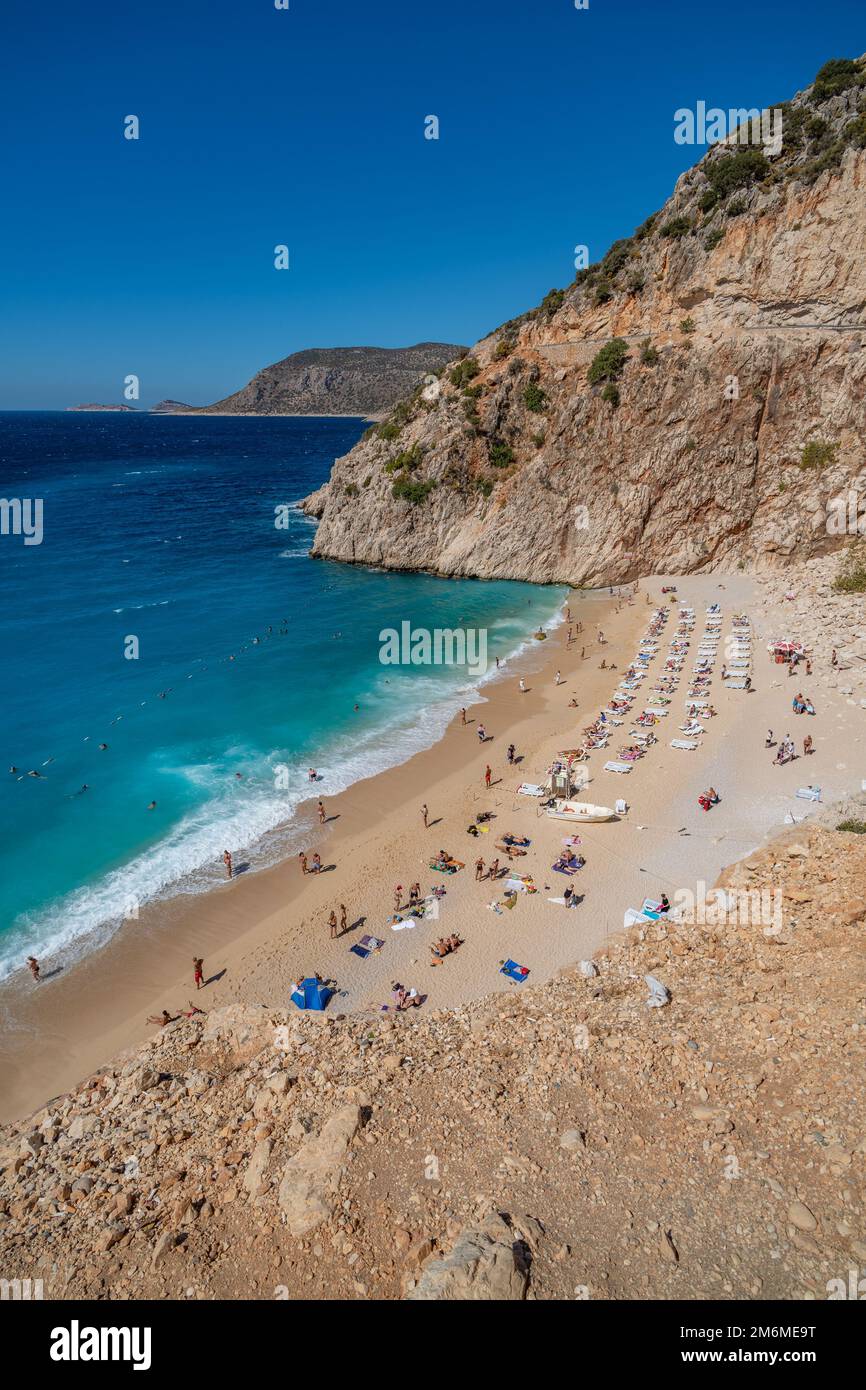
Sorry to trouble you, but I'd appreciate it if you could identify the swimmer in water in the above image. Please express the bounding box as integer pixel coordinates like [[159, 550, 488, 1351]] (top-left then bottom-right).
[[147, 800, 157, 810], [98, 743, 108, 751]]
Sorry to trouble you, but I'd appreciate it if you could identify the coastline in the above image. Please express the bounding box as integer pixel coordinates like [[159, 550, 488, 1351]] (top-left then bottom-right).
[[2, 568, 863, 1123]]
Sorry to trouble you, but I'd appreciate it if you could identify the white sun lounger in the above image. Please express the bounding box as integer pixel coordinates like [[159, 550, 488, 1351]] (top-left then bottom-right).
[[670, 738, 698, 750], [795, 786, 822, 802], [517, 783, 545, 797], [724, 678, 748, 689], [604, 760, 633, 774]]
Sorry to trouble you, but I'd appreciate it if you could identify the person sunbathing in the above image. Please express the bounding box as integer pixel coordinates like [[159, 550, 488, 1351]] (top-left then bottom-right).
[[147, 1010, 176, 1027], [502, 832, 530, 846]]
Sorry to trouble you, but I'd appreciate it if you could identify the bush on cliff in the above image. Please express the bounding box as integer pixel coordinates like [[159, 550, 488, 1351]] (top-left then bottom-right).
[[588, 338, 629, 385], [391, 476, 435, 505], [832, 541, 866, 593]]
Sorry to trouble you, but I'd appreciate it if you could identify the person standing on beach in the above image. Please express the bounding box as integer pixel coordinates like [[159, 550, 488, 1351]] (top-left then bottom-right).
[[475, 857, 485, 880], [394, 884, 403, 910], [223, 849, 233, 879], [27, 956, 40, 982], [485, 764, 492, 788], [193, 957, 204, 990], [477, 723, 486, 742], [519, 678, 526, 694], [421, 803, 428, 828], [489, 857, 500, 881], [460, 707, 466, 725], [299, 851, 308, 874], [340, 903, 347, 932], [311, 852, 321, 873], [317, 799, 326, 824], [507, 744, 515, 764], [328, 910, 338, 939]]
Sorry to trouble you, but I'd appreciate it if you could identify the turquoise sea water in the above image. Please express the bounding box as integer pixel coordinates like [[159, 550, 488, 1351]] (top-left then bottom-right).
[[0, 413, 567, 980]]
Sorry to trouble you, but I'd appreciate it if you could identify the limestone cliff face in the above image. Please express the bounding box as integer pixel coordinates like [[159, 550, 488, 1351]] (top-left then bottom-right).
[[304, 61, 866, 584]]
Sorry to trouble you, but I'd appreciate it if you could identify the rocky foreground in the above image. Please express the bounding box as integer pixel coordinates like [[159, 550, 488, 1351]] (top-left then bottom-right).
[[2, 813, 864, 1301]]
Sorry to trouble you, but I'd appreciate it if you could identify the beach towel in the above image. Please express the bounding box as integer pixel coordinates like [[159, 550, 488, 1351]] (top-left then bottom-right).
[[671, 739, 698, 750], [795, 786, 822, 802], [623, 907, 654, 929], [504, 876, 536, 894], [500, 959, 530, 983], [389, 915, 417, 931], [604, 760, 632, 773], [349, 943, 371, 959]]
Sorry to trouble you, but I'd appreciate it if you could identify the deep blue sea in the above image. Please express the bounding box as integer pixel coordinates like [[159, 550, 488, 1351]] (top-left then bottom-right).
[[0, 413, 566, 980]]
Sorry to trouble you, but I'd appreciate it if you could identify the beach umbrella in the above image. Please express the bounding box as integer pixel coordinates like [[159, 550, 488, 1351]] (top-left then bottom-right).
[[291, 978, 333, 1011]]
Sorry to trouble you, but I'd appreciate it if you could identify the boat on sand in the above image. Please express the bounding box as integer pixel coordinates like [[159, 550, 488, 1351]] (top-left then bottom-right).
[[545, 800, 617, 824]]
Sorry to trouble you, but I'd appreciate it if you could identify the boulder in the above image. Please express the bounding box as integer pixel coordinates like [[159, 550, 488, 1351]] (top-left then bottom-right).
[[277, 1104, 362, 1236], [406, 1225, 528, 1300]]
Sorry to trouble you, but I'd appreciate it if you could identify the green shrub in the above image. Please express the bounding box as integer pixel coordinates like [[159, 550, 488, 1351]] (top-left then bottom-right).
[[836, 818, 866, 834], [384, 444, 423, 474], [602, 238, 634, 278], [587, 337, 629, 385], [705, 148, 768, 200], [634, 212, 658, 241], [488, 438, 515, 468], [800, 440, 838, 470], [376, 397, 412, 441], [523, 381, 547, 413], [493, 337, 514, 360], [640, 338, 659, 366], [476, 478, 494, 498], [847, 112, 866, 148], [705, 228, 725, 250], [810, 58, 862, 103], [540, 288, 566, 317], [660, 216, 693, 239], [680, 317, 696, 334], [832, 541, 866, 593], [601, 383, 620, 408], [362, 474, 372, 488], [627, 271, 645, 293], [593, 279, 612, 304], [450, 357, 480, 388], [531, 431, 546, 448], [391, 476, 435, 505], [344, 482, 359, 497]]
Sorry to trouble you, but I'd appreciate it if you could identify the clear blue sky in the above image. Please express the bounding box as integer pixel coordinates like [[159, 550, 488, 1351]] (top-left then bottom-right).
[[1, 0, 863, 408]]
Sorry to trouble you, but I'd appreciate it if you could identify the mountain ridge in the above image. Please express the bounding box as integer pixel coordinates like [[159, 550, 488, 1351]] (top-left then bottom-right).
[[158, 344, 466, 419]]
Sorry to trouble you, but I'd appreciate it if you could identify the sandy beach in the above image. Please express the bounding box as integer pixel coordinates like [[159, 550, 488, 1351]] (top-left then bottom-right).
[[1, 569, 863, 1123]]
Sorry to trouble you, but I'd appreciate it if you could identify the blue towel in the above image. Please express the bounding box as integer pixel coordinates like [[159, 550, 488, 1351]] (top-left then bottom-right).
[[349, 944, 370, 959], [500, 959, 529, 983]]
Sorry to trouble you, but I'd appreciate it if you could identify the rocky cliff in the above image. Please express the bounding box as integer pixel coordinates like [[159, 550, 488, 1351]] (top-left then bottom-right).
[[185, 344, 465, 418], [304, 58, 866, 584]]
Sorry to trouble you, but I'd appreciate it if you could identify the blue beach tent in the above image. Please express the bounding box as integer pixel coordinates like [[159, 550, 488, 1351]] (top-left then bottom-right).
[[291, 977, 333, 1011]]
